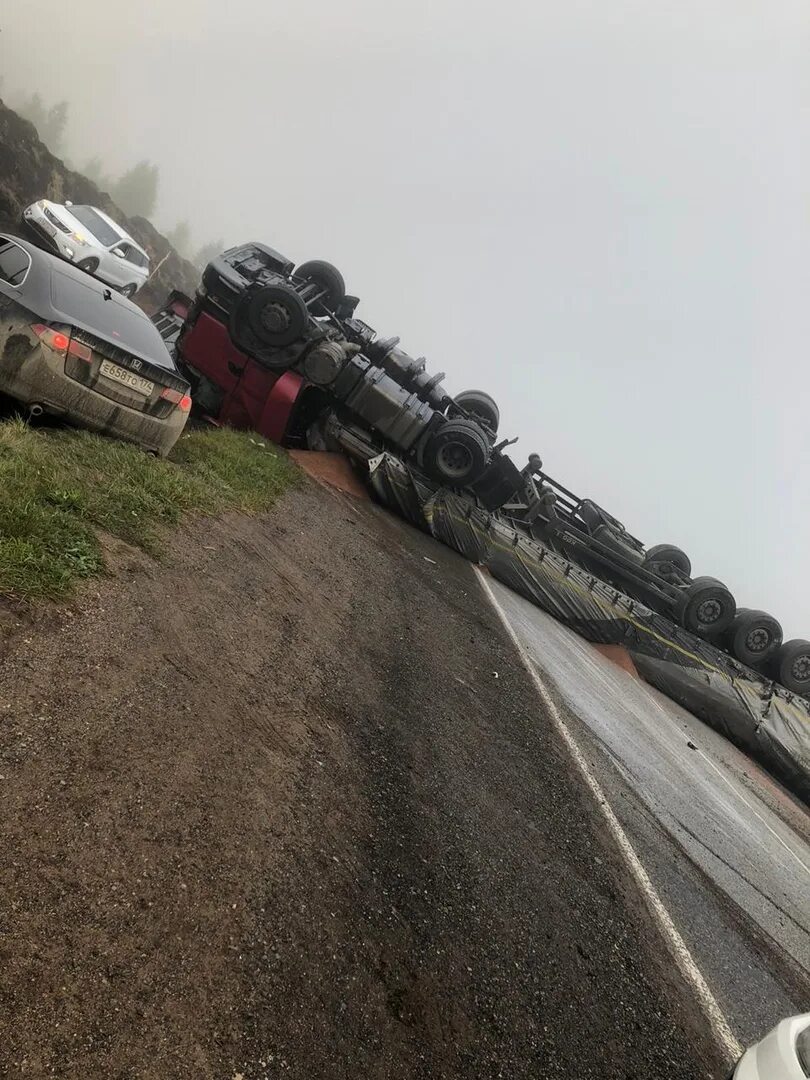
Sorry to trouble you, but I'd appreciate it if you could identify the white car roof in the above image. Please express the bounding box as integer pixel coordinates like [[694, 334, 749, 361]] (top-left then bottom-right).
[[77, 205, 149, 261]]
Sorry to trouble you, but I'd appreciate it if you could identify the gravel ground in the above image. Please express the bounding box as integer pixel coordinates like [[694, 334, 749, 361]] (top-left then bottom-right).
[[0, 478, 726, 1078]]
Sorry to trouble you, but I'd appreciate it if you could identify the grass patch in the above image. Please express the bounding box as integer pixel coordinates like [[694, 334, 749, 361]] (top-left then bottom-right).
[[0, 420, 300, 599]]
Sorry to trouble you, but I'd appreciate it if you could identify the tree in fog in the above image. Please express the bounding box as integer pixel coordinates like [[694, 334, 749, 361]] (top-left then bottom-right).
[[41, 101, 69, 153], [17, 92, 47, 134], [193, 239, 224, 270], [82, 157, 113, 192], [16, 93, 69, 154], [167, 220, 192, 258], [111, 160, 160, 218]]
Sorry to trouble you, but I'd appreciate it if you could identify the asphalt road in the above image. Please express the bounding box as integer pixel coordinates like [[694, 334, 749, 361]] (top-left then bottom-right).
[[0, 481, 729, 1079], [483, 574, 810, 1053]]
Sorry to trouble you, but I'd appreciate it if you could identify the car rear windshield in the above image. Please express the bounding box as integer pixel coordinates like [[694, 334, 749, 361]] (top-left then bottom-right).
[[0, 239, 31, 286], [69, 206, 123, 247], [50, 268, 176, 370]]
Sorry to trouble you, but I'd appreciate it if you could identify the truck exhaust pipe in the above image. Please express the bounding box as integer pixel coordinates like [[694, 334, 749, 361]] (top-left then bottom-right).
[[29, 404, 44, 418]]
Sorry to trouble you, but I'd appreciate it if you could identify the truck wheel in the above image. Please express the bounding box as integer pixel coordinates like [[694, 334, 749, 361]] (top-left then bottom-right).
[[294, 260, 346, 310], [451, 390, 500, 434], [771, 639, 810, 695], [675, 576, 736, 637], [245, 284, 309, 347], [726, 608, 783, 666], [644, 544, 692, 576], [424, 419, 490, 486]]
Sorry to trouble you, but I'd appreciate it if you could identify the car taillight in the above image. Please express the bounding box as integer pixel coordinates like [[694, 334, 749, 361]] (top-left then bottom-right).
[[67, 340, 93, 362], [160, 387, 192, 412], [31, 324, 69, 353]]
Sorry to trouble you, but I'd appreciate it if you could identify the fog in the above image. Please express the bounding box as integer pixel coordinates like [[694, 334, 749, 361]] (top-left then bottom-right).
[[2, 0, 808, 634]]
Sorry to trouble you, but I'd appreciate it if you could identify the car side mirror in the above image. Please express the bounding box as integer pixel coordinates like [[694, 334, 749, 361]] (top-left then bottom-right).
[[113, 249, 125, 259], [64, 200, 73, 208]]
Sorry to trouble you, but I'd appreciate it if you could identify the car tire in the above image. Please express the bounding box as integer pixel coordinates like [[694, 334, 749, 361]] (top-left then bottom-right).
[[423, 419, 490, 486], [76, 258, 99, 274], [243, 284, 310, 347], [294, 260, 346, 310], [725, 608, 783, 666], [121, 283, 138, 299], [771, 639, 810, 695], [451, 390, 500, 435], [675, 576, 736, 637], [644, 543, 692, 576]]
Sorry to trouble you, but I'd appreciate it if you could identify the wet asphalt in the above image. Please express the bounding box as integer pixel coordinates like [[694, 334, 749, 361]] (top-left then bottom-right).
[[487, 576, 810, 1050]]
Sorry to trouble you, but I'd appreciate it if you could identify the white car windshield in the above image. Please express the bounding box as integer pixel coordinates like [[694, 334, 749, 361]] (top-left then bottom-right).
[[68, 206, 123, 247]]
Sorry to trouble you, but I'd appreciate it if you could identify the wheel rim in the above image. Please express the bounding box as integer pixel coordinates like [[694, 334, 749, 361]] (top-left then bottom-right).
[[744, 627, 772, 654], [436, 441, 473, 479], [790, 654, 810, 683], [696, 598, 722, 625], [259, 301, 292, 335]]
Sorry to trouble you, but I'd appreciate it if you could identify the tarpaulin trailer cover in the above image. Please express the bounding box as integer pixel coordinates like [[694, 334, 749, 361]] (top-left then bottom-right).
[[369, 453, 810, 804]]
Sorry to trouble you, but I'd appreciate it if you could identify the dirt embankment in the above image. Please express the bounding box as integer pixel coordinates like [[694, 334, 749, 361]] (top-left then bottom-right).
[[0, 99, 198, 309], [0, 476, 724, 1079]]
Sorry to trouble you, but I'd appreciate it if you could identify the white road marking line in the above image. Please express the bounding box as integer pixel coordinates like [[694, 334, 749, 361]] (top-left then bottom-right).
[[476, 568, 744, 1064]]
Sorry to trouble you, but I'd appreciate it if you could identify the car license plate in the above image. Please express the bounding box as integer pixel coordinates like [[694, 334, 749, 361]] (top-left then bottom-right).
[[99, 358, 153, 397]]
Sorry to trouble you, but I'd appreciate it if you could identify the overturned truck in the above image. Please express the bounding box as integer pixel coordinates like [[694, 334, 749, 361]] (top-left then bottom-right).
[[152, 242, 810, 703]]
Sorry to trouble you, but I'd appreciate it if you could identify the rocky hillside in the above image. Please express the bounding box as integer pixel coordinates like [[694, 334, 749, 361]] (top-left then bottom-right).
[[0, 99, 199, 310]]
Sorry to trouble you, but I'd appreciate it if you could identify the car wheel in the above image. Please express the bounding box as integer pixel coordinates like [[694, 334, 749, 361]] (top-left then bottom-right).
[[644, 543, 692, 576], [121, 283, 138, 299], [771, 639, 810, 695], [294, 260, 346, 310], [243, 283, 310, 347], [726, 608, 783, 666], [675, 576, 736, 637], [424, 419, 490, 486], [77, 258, 99, 274], [451, 390, 500, 435]]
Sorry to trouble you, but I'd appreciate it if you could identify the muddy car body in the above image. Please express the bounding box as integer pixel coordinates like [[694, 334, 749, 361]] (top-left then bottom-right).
[[0, 234, 191, 456]]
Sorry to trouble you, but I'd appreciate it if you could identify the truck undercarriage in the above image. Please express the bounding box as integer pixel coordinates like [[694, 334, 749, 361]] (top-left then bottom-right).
[[150, 244, 810, 698]]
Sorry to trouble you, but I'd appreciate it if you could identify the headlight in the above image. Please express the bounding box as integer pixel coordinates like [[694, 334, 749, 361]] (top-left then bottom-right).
[[71, 232, 89, 246]]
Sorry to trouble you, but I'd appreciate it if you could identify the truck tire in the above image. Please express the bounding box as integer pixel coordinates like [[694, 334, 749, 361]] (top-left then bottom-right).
[[294, 260, 346, 310], [771, 639, 810, 695], [245, 284, 309, 347], [644, 544, 692, 576], [452, 390, 500, 435], [726, 608, 783, 666], [423, 419, 490, 486], [675, 576, 736, 637]]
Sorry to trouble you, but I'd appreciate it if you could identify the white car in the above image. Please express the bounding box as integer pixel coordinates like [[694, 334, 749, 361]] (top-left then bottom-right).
[[22, 200, 150, 297], [732, 1014, 810, 1079]]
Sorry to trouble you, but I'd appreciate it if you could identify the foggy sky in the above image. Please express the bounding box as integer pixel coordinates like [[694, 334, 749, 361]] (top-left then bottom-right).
[[2, 0, 808, 635]]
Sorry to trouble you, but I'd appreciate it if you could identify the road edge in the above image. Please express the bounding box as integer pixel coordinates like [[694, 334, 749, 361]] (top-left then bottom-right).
[[475, 566, 744, 1066]]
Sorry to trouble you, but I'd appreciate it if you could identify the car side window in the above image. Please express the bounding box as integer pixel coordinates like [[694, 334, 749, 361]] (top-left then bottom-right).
[[0, 240, 32, 286]]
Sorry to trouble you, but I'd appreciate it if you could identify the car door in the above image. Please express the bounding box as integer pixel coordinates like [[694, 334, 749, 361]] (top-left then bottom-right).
[[106, 242, 131, 286], [125, 247, 147, 288]]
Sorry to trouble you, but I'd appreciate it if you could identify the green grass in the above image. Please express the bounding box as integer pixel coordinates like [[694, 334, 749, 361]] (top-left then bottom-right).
[[0, 419, 300, 600]]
